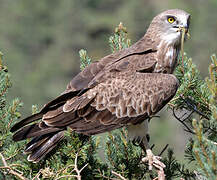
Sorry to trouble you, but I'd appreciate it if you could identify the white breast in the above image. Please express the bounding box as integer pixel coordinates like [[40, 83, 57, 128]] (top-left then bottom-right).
[[165, 47, 174, 67]]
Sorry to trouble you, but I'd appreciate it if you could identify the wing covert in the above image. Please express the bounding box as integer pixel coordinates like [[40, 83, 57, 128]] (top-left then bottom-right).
[[64, 34, 157, 93], [87, 72, 179, 122]]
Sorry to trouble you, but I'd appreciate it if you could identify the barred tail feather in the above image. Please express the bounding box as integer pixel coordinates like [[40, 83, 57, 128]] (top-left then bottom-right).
[[26, 131, 65, 162]]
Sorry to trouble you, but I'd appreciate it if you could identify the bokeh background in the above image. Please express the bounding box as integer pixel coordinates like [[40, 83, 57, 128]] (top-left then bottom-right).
[[0, 0, 216, 161]]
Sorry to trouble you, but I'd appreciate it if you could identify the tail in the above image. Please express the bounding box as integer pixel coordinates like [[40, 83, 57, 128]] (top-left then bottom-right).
[[10, 91, 82, 162], [11, 119, 65, 162], [11, 113, 66, 162], [10, 112, 43, 133], [10, 90, 88, 162], [10, 110, 65, 162], [25, 131, 65, 162]]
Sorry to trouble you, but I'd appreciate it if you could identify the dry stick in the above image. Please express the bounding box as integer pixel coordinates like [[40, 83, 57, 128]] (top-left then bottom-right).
[[54, 153, 88, 180], [97, 169, 115, 180], [111, 171, 127, 180], [0, 152, 28, 180], [55, 175, 79, 180], [74, 153, 88, 180], [180, 27, 190, 74], [180, 27, 185, 74], [31, 171, 41, 180], [0, 52, 3, 70]]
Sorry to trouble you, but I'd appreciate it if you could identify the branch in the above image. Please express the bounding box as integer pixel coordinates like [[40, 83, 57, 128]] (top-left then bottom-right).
[[158, 144, 169, 156], [55, 175, 79, 180], [97, 169, 116, 180], [0, 152, 28, 180], [55, 153, 88, 180], [75, 153, 88, 179], [56, 152, 88, 180], [172, 107, 195, 134], [180, 95, 210, 120], [111, 171, 127, 180]]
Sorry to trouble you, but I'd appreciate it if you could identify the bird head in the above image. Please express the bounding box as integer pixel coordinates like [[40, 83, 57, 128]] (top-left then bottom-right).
[[148, 9, 191, 46]]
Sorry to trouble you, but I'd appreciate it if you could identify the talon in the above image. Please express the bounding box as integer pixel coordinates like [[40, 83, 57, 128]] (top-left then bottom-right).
[[142, 149, 166, 171]]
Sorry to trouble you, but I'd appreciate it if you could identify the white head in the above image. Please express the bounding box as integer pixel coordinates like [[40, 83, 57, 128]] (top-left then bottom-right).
[[148, 9, 191, 46]]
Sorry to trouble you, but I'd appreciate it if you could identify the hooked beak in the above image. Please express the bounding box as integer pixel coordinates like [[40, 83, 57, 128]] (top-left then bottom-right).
[[173, 24, 189, 33], [173, 24, 190, 39], [181, 24, 189, 34]]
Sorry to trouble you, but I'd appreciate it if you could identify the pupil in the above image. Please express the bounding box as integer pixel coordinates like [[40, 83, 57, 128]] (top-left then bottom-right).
[[169, 18, 173, 22]]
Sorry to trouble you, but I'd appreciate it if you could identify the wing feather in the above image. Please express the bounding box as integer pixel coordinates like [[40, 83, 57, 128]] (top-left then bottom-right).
[[65, 35, 157, 92], [88, 72, 179, 119]]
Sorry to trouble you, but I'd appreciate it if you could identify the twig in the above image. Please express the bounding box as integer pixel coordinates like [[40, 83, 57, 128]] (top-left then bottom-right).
[[172, 107, 195, 134], [158, 144, 169, 156], [0, 152, 28, 180], [73, 152, 88, 180], [97, 169, 116, 180], [55, 175, 79, 180], [180, 95, 209, 120], [56, 152, 88, 180], [32, 171, 41, 180], [111, 171, 127, 180], [173, 96, 217, 134]]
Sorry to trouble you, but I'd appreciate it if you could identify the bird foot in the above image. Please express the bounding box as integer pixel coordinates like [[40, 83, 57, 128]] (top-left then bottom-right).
[[142, 149, 165, 180]]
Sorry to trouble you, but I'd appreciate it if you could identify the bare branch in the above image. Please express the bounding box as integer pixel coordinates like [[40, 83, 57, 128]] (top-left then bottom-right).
[[0, 152, 28, 180], [158, 144, 169, 156], [55, 152, 88, 180], [55, 175, 78, 180], [73, 153, 82, 180], [180, 95, 210, 120], [32, 171, 41, 180], [111, 171, 127, 180], [172, 107, 195, 134]]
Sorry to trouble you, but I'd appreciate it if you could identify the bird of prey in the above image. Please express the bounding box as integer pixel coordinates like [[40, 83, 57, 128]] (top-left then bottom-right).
[[11, 9, 190, 170]]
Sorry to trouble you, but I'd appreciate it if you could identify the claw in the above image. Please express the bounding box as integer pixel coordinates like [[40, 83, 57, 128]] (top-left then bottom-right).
[[142, 149, 165, 171]]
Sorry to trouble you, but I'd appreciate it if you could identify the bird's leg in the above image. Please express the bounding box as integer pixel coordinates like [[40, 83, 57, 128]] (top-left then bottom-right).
[[140, 136, 166, 172]]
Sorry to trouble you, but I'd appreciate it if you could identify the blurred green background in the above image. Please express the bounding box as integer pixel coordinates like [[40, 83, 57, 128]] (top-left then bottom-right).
[[0, 0, 216, 160]]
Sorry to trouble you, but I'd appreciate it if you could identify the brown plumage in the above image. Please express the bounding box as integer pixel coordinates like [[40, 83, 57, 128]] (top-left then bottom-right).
[[11, 9, 190, 163]]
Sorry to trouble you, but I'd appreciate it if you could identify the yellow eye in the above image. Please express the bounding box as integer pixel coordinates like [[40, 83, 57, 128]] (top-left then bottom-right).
[[167, 17, 175, 23]]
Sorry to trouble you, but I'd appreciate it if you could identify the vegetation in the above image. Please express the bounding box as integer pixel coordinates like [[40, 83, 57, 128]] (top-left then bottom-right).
[[0, 21, 216, 179]]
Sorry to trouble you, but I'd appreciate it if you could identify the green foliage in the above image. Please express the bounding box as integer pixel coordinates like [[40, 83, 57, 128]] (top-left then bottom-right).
[[193, 120, 217, 180], [162, 149, 195, 180], [170, 54, 211, 118], [0, 53, 26, 180], [190, 55, 217, 179], [206, 55, 217, 126], [79, 49, 92, 71], [109, 22, 131, 52], [0, 23, 216, 180], [104, 129, 147, 179], [169, 51, 217, 179]]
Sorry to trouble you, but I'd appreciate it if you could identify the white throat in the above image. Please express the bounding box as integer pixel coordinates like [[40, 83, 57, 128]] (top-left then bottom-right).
[[161, 31, 181, 46]]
